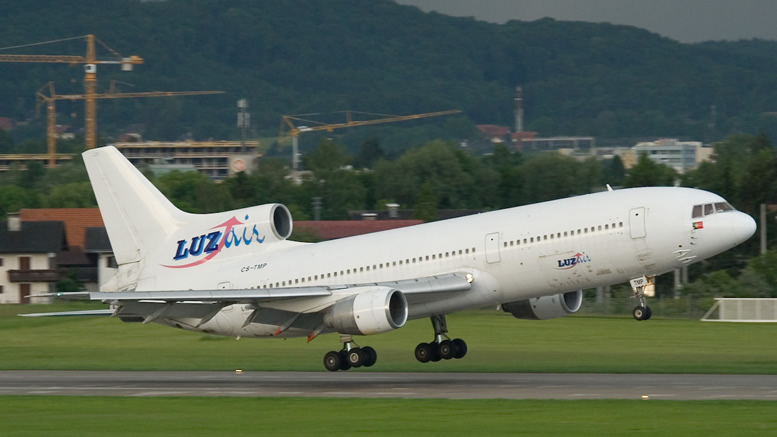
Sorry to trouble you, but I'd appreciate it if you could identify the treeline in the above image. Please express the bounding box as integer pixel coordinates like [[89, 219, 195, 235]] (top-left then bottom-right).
[[1, 0, 777, 153], [2, 133, 777, 298]]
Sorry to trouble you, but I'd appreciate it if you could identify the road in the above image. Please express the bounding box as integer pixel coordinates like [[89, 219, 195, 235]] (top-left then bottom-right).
[[1, 371, 776, 400]]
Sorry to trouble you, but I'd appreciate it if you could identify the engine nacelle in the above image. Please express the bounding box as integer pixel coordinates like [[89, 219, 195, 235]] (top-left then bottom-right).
[[255, 203, 293, 242], [324, 287, 408, 335], [501, 290, 583, 320]]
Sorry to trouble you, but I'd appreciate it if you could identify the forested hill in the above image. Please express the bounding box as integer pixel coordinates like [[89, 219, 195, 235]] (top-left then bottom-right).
[[1, 0, 776, 150]]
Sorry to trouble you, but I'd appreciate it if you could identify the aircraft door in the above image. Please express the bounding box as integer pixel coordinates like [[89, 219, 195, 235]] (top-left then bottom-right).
[[485, 232, 501, 264], [629, 207, 646, 239]]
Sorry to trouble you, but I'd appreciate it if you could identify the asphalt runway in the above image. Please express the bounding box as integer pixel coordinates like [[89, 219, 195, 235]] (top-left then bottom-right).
[[1, 371, 777, 400]]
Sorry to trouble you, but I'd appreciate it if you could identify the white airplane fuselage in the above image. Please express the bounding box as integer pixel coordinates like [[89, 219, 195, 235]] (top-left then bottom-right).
[[141, 186, 755, 338]]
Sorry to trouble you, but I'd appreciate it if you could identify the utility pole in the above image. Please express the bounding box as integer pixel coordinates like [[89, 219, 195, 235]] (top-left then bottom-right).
[[761, 203, 767, 255]]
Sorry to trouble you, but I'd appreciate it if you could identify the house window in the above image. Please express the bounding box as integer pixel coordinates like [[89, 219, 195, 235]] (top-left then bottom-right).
[[0, 285, 3, 294], [0, 258, 3, 267], [106, 256, 117, 269], [19, 256, 30, 271]]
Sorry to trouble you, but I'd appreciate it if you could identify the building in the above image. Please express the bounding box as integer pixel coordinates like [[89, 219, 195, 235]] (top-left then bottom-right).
[[624, 139, 712, 174], [112, 140, 261, 180], [520, 136, 596, 154], [19, 208, 106, 291], [85, 227, 116, 289], [0, 215, 67, 304]]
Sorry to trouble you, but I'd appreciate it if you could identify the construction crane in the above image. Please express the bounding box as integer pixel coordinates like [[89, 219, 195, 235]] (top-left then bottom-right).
[[0, 34, 143, 149], [35, 82, 224, 168], [280, 109, 461, 170]]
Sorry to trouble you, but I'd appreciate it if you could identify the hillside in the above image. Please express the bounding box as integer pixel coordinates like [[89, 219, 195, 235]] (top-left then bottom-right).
[[0, 0, 776, 153]]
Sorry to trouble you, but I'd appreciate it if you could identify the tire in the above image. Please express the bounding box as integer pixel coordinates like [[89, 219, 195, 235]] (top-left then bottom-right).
[[324, 351, 342, 372], [429, 342, 442, 362], [347, 348, 364, 367], [644, 306, 653, 320], [338, 350, 352, 370], [439, 340, 454, 360], [452, 338, 467, 359], [632, 306, 645, 321], [362, 346, 377, 367], [414, 343, 431, 363]]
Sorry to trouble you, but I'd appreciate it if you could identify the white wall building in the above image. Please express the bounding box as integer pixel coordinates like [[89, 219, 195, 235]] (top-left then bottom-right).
[[630, 139, 712, 174], [0, 215, 66, 304]]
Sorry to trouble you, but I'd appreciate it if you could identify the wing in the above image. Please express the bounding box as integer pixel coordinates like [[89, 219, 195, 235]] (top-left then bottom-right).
[[23, 272, 473, 329]]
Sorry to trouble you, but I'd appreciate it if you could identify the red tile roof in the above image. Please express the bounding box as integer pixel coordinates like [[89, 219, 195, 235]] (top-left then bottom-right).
[[295, 220, 422, 240], [476, 124, 511, 137], [20, 208, 104, 249]]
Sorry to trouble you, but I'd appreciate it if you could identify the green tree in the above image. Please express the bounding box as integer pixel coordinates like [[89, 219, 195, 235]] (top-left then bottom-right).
[[0, 185, 38, 216], [354, 137, 385, 169], [413, 181, 437, 222], [43, 182, 96, 208], [624, 152, 677, 187], [0, 129, 13, 154]]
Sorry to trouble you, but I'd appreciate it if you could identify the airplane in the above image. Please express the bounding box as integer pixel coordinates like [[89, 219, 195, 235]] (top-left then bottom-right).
[[27, 146, 756, 371]]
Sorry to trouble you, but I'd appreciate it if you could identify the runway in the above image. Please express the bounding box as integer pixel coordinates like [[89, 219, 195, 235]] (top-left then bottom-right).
[[1, 371, 776, 400]]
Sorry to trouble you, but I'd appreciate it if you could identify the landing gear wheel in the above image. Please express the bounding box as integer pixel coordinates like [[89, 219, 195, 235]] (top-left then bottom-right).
[[324, 351, 342, 372], [338, 350, 352, 370], [347, 348, 364, 367], [361, 346, 377, 367], [632, 305, 652, 321], [439, 340, 454, 360], [429, 342, 442, 362], [415, 342, 431, 363], [452, 338, 467, 359]]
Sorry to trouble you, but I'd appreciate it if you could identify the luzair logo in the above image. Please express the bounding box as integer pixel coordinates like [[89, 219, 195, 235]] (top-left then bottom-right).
[[555, 252, 591, 269], [162, 215, 265, 269]]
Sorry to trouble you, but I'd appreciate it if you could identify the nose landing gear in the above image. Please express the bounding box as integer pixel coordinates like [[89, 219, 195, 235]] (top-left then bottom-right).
[[414, 314, 468, 363], [630, 276, 654, 321]]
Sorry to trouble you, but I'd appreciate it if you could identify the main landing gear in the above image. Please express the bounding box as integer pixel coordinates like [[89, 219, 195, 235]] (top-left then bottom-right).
[[629, 276, 654, 321], [323, 334, 377, 371], [414, 314, 467, 363]]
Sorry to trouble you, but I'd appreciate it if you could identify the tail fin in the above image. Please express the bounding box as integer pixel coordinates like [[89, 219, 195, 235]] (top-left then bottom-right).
[[83, 146, 188, 265]]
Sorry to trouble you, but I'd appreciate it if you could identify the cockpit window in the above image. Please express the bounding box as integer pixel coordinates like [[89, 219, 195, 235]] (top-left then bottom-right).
[[692, 202, 736, 218]]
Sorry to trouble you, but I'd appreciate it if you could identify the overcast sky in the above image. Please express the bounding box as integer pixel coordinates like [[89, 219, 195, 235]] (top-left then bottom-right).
[[395, 0, 777, 43]]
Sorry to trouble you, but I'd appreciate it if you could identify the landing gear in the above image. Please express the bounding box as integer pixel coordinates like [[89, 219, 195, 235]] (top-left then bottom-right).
[[323, 335, 378, 371], [629, 276, 654, 321], [415, 314, 468, 363]]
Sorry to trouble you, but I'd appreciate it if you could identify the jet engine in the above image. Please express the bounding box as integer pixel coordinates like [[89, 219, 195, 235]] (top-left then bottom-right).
[[501, 290, 583, 320], [254, 203, 293, 241], [324, 287, 408, 335]]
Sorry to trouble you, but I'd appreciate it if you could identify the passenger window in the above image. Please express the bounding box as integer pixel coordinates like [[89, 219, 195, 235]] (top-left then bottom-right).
[[692, 205, 703, 218], [704, 203, 714, 216]]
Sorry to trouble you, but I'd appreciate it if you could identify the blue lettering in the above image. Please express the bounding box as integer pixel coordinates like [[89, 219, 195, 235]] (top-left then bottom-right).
[[253, 225, 265, 244], [189, 235, 205, 256], [174, 240, 189, 260], [224, 228, 241, 248], [204, 231, 221, 253]]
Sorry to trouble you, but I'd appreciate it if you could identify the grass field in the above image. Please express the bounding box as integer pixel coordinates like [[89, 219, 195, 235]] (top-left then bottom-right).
[[2, 303, 777, 373], [1, 396, 777, 436]]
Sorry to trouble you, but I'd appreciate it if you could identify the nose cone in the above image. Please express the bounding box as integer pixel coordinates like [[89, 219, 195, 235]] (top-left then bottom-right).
[[733, 212, 757, 244]]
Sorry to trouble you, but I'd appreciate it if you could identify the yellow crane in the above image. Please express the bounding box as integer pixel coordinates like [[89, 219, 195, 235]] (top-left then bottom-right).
[[0, 34, 143, 149], [280, 109, 461, 169], [35, 82, 224, 168]]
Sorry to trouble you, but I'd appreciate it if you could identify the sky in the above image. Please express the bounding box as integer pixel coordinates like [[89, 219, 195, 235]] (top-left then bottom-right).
[[394, 0, 777, 43]]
